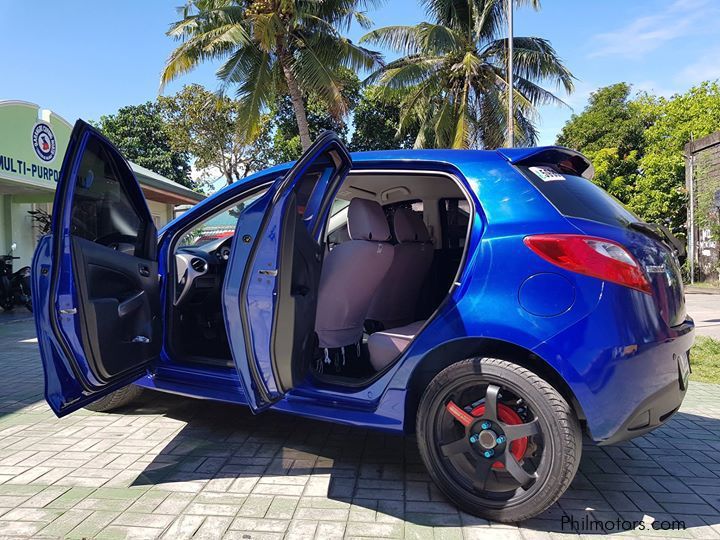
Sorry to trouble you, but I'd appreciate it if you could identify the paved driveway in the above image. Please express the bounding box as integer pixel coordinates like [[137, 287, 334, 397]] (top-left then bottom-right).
[[686, 292, 720, 339], [1, 320, 720, 539]]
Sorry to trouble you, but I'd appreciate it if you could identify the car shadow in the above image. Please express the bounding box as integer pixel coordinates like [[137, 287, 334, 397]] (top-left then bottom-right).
[[121, 389, 720, 532]]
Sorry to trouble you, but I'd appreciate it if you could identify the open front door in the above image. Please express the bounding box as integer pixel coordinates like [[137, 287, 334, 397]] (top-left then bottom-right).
[[224, 132, 351, 411], [33, 120, 161, 416]]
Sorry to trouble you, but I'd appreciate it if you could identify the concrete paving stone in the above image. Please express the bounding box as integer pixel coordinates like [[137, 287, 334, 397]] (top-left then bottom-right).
[[2, 319, 720, 539], [192, 515, 234, 539], [66, 510, 121, 539], [159, 514, 205, 539], [264, 496, 300, 519], [111, 511, 176, 529], [230, 516, 290, 532]]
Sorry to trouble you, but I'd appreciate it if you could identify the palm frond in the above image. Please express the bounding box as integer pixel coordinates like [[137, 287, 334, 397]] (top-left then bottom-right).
[[360, 25, 423, 55]]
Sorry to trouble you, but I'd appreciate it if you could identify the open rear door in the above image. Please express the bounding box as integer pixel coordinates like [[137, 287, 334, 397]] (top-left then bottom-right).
[[223, 132, 351, 411], [32, 120, 161, 416]]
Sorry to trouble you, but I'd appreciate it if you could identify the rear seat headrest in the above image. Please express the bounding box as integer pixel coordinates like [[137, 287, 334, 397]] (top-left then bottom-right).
[[394, 208, 430, 243], [347, 198, 391, 242]]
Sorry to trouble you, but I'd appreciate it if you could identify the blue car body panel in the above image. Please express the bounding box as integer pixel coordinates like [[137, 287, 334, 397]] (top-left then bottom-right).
[[35, 135, 694, 443]]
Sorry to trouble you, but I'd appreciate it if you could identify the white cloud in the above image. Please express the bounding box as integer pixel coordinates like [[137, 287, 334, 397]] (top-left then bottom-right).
[[677, 48, 720, 85], [589, 0, 720, 59]]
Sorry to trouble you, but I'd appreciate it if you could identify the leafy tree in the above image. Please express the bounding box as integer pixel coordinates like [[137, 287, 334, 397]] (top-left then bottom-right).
[[361, 0, 573, 149], [556, 83, 650, 155], [94, 102, 193, 188], [158, 84, 270, 185], [265, 67, 361, 163], [350, 86, 419, 151], [556, 83, 655, 207], [633, 82, 720, 235], [161, 0, 382, 151], [556, 81, 720, 236]]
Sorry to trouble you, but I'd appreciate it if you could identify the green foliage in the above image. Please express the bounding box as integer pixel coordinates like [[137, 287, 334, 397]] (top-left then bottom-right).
[[635, 82, 720, 235], [94, 102, 193, 188], [162, 0, 383, 150], [362, 0, 574, 149], [158, 84, 270, 186], [350, 86, 418, 151], [556, 81, 720, 236], [264, 67, 361, 163], [556, 83, 651, 155], [556, 84, 655, 211]]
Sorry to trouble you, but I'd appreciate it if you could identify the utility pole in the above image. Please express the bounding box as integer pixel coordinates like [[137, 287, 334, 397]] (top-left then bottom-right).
[[507, 0, 514, 147]]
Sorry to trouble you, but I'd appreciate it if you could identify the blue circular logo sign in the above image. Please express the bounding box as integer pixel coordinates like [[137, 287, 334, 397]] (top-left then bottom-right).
[[32, 123, 56, 162]]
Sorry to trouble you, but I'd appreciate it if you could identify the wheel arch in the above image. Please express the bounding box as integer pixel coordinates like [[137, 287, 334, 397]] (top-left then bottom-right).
[[403, 337, 586, 434]]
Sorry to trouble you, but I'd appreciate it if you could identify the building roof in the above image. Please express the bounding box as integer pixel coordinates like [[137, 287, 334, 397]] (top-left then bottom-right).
[[130, 161, 205, 205]]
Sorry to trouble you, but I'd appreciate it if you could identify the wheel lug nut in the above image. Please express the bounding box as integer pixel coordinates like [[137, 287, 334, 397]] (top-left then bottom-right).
[[481, 422, 490, 430], [469, 434, 479, 444], [483, 450, 494, 458], [496, 436, 506, 444]]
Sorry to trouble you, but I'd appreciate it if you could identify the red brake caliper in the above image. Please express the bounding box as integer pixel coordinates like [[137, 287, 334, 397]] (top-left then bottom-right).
[[446, 401, 529, 470]]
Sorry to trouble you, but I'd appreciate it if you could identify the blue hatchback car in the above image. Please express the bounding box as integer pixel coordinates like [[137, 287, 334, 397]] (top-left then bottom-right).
[[33, 121, 694, 521]]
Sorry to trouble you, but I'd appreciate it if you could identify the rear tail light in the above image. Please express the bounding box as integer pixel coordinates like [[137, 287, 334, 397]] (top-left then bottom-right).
[[523, 234, 652, 294]]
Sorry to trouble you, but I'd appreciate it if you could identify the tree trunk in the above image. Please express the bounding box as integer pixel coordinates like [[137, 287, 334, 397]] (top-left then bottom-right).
[[279, 51, 312, 151]]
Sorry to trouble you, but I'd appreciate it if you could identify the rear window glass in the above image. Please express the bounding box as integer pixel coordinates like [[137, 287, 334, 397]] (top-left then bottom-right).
[[439, 198, 470, 249], [517, 164, 639, 228]]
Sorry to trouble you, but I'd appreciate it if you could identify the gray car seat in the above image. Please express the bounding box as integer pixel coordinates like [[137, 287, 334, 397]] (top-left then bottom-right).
[[366, 208, 434, 328], [367, 320, 425, 371], [315, 198, 394, 348]]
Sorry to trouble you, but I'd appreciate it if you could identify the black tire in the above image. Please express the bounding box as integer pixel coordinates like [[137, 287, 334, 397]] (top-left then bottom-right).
[[84, 384, 143, 413], [416, 357, 581, 523]]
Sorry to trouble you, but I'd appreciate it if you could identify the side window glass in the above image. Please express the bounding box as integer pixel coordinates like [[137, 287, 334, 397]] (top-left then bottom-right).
[[178, 189, 267, 248], [292, 149, 346, 237], [70, 137, 143, 255], [439, 198, 470, 249]]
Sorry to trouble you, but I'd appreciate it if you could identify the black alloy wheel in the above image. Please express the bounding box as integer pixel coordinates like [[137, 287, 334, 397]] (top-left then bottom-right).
[[416, 357, 582, 522]]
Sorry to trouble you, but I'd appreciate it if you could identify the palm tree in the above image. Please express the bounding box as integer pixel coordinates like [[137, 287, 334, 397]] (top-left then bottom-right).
[[161, 0, 383, 150], [361, 0, 574, 149]]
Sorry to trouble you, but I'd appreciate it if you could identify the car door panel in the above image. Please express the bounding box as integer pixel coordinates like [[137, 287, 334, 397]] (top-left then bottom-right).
[[71, 236, 160, 381], [225, 132, 352, 412], [33, 119, 160, 416]]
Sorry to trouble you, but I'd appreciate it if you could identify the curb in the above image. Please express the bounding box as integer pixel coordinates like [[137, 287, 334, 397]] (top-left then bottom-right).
[[686, 286, 720, 295]]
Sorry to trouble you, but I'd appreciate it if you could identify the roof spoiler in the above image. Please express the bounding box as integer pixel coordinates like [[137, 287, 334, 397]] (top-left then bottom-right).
[[497, 147, 595, 180]]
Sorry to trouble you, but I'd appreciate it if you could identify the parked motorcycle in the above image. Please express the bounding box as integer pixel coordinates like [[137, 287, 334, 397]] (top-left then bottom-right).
[[1, 242, 32, 312]]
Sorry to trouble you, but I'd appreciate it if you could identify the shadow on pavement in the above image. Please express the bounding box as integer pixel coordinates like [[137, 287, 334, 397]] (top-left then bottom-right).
[[122, 388, 720, 532]]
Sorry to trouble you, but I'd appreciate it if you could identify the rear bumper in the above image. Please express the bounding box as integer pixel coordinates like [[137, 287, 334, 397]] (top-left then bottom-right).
[[598, 375, 686, 445]]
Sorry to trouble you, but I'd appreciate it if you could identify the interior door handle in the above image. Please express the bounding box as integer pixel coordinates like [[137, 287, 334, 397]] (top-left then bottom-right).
[[138, 264, 150, 277]]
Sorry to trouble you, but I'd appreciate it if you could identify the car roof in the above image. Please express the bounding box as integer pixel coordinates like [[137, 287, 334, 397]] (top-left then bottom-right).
[[175, 146, 581, 226]]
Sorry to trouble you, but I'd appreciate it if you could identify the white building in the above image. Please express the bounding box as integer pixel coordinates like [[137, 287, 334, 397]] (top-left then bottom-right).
[[0, 100, 205, 268]]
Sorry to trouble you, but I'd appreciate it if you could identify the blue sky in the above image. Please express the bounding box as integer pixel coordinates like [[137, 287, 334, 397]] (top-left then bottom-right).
[[2, 0, 719, 146]]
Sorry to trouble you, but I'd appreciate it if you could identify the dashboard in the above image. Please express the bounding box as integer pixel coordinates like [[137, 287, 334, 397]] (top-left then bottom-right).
[[174, 235, 233, 306]]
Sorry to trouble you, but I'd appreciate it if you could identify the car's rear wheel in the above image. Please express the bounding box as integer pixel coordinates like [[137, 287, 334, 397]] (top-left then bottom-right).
[[84, 384, 143, 413], [416, 357, 581, 522]]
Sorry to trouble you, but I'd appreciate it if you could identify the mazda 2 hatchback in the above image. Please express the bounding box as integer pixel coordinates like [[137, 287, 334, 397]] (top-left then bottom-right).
[[33, 121, 694, 522]]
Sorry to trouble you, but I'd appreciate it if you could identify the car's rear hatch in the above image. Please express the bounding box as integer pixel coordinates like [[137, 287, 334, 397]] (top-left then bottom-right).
[[502, 147, 687, 328]]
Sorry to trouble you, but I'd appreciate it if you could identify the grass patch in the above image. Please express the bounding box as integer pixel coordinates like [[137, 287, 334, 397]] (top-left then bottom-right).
[[691, 336, 720, 384], [686, 280, 720, 289]]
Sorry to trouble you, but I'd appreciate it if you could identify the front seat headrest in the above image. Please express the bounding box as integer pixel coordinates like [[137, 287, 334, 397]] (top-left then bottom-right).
[[347, 198, 391, 242], [394, 208, 430, 243]]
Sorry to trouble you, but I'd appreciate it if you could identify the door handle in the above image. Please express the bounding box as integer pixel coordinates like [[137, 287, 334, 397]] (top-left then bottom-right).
[[138, 264, 150, 277]]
